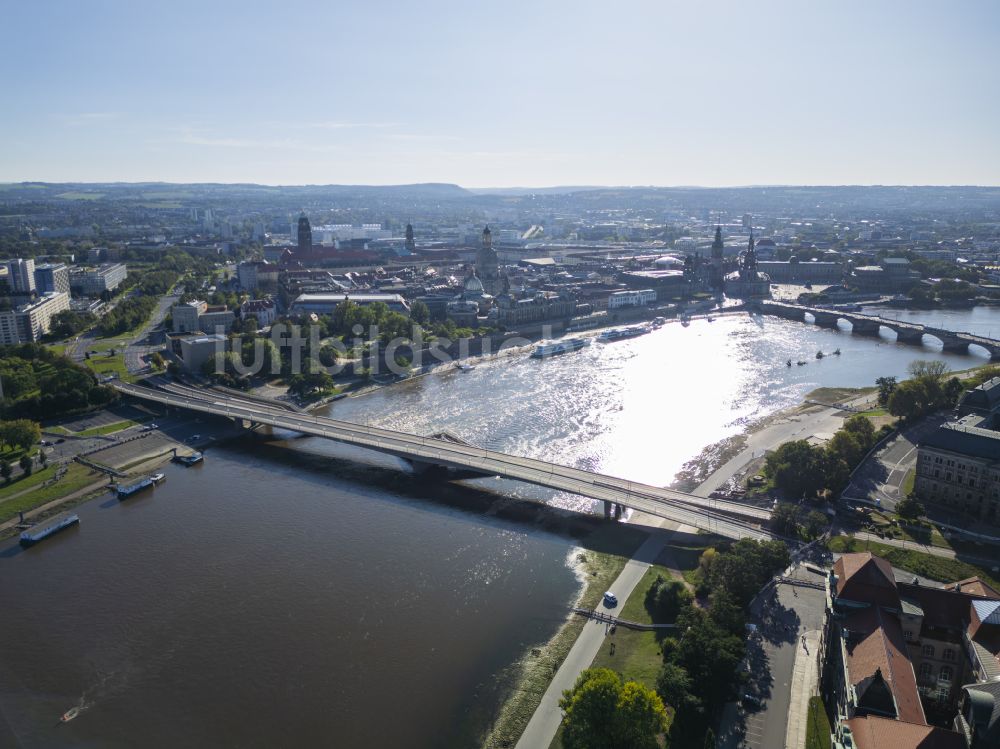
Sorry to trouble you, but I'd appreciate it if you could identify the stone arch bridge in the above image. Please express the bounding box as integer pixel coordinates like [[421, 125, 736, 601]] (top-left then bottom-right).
[[759, 301, 1000, 358]]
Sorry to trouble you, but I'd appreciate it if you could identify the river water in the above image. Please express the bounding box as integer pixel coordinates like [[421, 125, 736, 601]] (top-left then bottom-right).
[[0, 309, 994, 748]]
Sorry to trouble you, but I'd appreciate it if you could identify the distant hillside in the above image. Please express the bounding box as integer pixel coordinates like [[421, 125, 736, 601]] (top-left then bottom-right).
[[0, 181, 473, 201]]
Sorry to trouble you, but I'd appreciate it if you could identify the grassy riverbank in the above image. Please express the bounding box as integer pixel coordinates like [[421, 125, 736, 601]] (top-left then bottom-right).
[[0, 463, 106, 526], [481, 523, 649, 749]]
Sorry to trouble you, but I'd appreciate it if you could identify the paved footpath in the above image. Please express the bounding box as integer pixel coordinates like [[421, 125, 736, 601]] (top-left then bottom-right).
[[514, 531, 678, 749], [784, 629, 822, 749], [515, 396, 868, 749]]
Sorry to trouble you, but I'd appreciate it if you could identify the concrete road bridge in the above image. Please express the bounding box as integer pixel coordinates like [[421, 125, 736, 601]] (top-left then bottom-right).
[[114, 381, 775, 541], [760, 301, 1000, 358]]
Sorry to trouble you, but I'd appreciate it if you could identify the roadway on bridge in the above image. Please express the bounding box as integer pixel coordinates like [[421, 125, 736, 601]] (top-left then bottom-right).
[[115, 381, 774, 541]]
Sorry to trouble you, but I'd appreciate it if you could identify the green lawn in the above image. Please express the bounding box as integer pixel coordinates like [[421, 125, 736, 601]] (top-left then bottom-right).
[[901, 468, 916, 497], [857, 407, 889, 417], [805, 696, 832, 749], [589, 563, 677, 691], [0, 464, 57, 501], [74, 420, 137, 438], [483, 524, 650, 749], [827, 535, 1000, 590], [84, 352, 132, 382], [0, 463, 106, 524]]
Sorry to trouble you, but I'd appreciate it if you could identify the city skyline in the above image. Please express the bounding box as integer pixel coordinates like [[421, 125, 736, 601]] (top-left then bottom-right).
[[2, 0, 999, 187]]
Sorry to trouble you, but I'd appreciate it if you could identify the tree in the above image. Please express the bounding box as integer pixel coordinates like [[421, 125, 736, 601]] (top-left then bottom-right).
[[655, 662, 692, 709], [770, 503, 799, 536], [670, 609, 746, 713], [644, 575, 693, 623], [908, 359, 949, 382], [827, 430, 865, 467], [896, 495, 925, 520], [804, 510, 829, 539], [0, 461, 11, 484], [888, 381, 924, 421], [763, 440, 826, 499], [18, 454, 32, 476], [559, 668, 667, 749], [410, 299, 430, 325], [0, 419, 41, 450], [843, 414, 876, 447], [707, 539, 790, 607], [875, 376, 897, 406]]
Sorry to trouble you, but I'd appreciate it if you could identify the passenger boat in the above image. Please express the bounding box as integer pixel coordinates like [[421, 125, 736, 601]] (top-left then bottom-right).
[[151, 472, 165, 484], [19, 513, 80, 547], [597, 325, 649, 342], [173, 451, 204, 466], [61, 707, 81, 723], [530, 338, 591, 358]]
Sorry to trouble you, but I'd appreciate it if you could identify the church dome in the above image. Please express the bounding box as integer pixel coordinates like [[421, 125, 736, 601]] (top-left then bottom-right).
[[464, 273, 485, 293]]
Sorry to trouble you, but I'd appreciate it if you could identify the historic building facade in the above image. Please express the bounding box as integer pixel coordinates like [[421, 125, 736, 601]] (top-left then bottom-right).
[[723, 233, 771, 298], [914, 378, 1000, 524], [476, 226, 507, 296]]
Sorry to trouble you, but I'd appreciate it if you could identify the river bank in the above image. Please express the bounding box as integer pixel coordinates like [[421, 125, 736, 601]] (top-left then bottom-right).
[[483, 381, 893, 749]]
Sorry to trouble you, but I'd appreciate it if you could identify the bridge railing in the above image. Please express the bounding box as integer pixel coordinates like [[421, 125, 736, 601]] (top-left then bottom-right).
[[117, 384, 772, 538]]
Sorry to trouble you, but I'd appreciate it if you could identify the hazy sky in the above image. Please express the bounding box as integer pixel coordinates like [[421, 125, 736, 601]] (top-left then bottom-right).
[[2, 0, 998, 186]]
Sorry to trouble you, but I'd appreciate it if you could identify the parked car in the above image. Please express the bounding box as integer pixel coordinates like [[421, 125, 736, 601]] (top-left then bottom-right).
[[741, 694, 762, 710]]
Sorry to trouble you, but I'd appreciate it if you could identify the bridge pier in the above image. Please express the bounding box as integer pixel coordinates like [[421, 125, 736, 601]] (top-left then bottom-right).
[[851, 320, 881, 337], [893, 327, 925, 345], [811, 311, 840, 328], [939, 337, 969, 354], [614, 503, 623, 520], [604, 500, 612, 520]]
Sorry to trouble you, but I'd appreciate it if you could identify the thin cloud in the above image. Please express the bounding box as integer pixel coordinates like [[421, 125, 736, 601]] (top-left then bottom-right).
[[169, 129, 347, 154], [57, 112, 121, 125]]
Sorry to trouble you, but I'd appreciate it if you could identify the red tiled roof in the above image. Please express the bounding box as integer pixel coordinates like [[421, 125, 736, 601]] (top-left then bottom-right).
[[897, 583, 979, 631], [845, 715, 965, 749], [953, 576, 1000, 599], [834, 552, 901, 609], [842, 606, 926, 725]]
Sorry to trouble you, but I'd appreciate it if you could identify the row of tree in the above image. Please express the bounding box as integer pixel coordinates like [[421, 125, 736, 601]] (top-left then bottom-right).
[[48, 309, 97, 339], [0, 419, 41, 451], [878, 361, 965, 422], [658, 539, 790, 747], [0, 343, 118, 420], [762, 413, 880, 500], [100, 295, 157, 336], [558, 540, 790, 749]]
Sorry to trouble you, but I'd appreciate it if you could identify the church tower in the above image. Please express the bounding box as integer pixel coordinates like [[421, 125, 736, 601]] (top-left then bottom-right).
[[741, 232, 758, 277], [711, 225, 724, 260], [297, 213, 313, 256], [405, 223, 415, 253], [476, 225, 502, 295]]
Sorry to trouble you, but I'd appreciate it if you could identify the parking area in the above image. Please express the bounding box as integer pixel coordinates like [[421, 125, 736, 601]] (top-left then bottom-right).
[[719, 563, 829, 749], [842, 414, 947, 511]]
